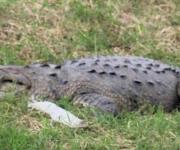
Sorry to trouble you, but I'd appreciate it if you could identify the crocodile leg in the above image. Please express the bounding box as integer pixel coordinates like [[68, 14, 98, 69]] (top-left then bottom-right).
[[73, 93, 119, 115]]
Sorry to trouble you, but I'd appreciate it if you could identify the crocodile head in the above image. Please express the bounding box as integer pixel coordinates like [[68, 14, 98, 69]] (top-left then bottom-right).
[[0, 66, 31, 98], [0, 65, 61, 100]]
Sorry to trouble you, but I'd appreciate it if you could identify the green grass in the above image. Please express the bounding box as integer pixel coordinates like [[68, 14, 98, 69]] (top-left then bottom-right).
[[0, 0, 180, 149]]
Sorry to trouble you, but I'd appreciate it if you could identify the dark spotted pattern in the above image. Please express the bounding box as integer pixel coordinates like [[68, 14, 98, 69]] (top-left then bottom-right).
[[103, 64, 110, 67], [120, 75, 127, 79], [88, 69, 96, 73], [114, 65, 120, 69], [109, 72, 116, 76], [78, 62, 86, 66], [63, 56, 179, 112], [99, 71, 106, 75], [55, 65, 61, 69], [49, 73, 57, 77], [40, 64, 50, 67], [133, 80, 142, 85], [147, 81, 154, 86]]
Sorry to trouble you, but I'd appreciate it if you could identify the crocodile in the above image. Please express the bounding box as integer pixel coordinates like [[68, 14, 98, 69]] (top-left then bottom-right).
[[0, 56, 179, 127]]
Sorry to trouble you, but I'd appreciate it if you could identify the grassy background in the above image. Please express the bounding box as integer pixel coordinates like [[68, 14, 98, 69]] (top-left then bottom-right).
[[0, 0, 180, 149]]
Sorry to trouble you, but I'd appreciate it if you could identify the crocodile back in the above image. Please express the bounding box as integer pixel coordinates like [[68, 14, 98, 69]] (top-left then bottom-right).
[[61, 56, 179, 111]]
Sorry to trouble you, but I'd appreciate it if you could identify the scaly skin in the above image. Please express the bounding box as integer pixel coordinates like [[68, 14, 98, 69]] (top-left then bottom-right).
[[0, 56, 179, 114]]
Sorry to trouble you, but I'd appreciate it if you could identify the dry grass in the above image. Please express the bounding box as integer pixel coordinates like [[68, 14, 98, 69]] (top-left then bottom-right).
[[0, 0, 179, 63], [0, 0, 180, 150], [17, 114, 44, 133]]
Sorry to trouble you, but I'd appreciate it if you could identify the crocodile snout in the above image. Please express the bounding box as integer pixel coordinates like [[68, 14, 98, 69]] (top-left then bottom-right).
[[0, 67, 31, 89]]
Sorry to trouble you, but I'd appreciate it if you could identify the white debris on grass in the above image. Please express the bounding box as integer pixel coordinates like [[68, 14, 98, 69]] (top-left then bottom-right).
[[28, 100, 88, 128]]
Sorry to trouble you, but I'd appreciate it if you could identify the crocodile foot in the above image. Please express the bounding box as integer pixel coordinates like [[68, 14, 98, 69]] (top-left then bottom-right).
[[73, 93, 120, 115]]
